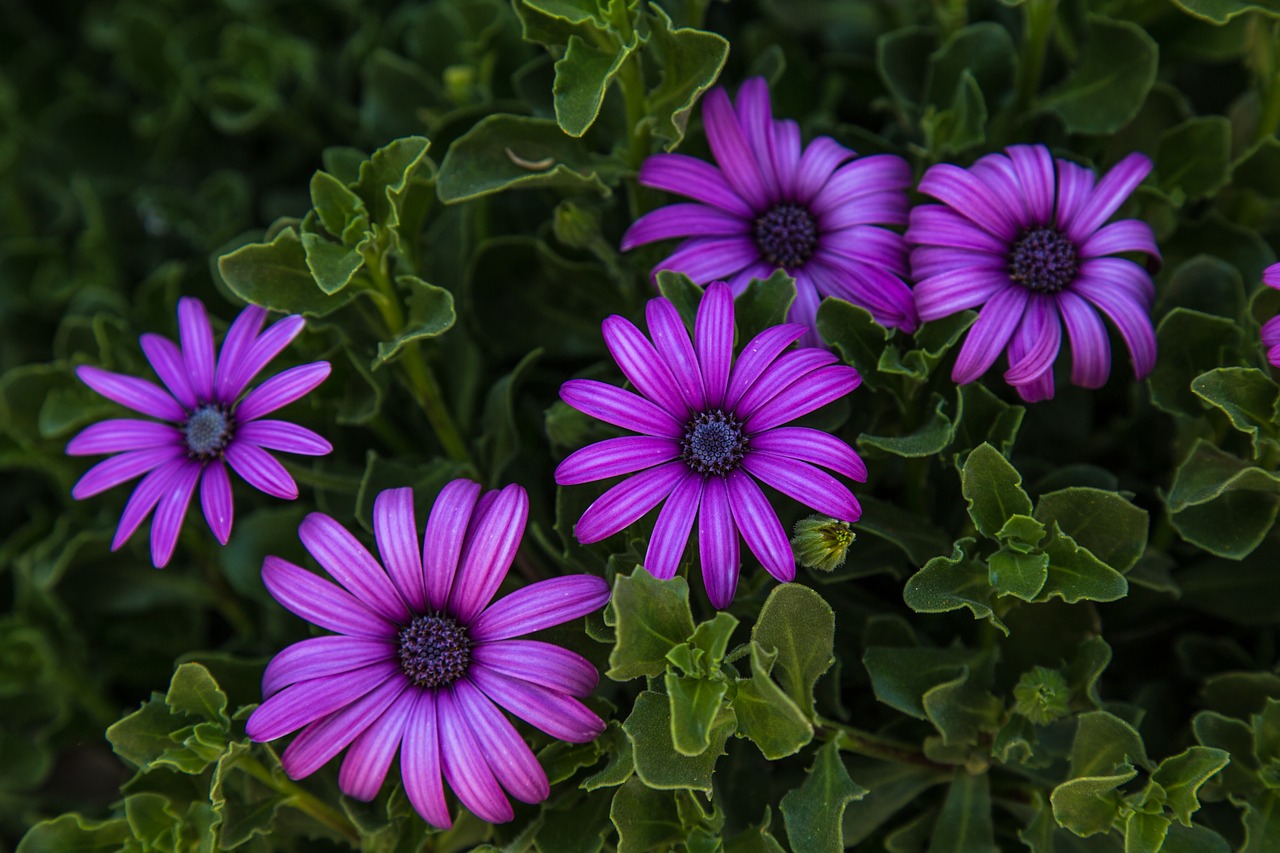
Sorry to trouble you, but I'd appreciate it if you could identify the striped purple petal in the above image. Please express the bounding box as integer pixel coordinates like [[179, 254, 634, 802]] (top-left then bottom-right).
[[66, 419, 181, 456], [222, 314, 306, 403], [199, 459, 234, 544], [1005, 312, 1057, 403], [918, 163, 1019, 241], [468, 665, 605, 743], [906, 205, 1009, 253], [1072, 277, 1157, 378], [789, 273, 824, 348], [468, 575, 610, 642], [224, 441, 298, 500], [235, 362, 330, 422], [560, 379, 683, 438], [236, 420, 332, 456], [178, 297, 217, 403], [453, 679, 549, 805], [213, 305, 267, 401], [742, 451, 861, 522], [554, 436, 678, 485], [970, 153, 1032, 229], [1057, 291, 1112, 388], [644, 472, 702, 580], [72, 445, 185, 499], [734, 349, 837, 420], [1265, 263, 1280, 289], [702, 87, 768, 210], [1004, 296, 1063, 386], [150, 461, 201, 567], [449, 484, 527, 625], [621, 203, 748, 250], [654, 236, 759, 285], [771, 118, 802, 194], [1067, 153, 1152, 243], [373, 487, 426, 613], [793, 136, 856, 203], [245, 660, 399, 743], [261, 555, 396, 640], [646, 298, 706, 411], [1263, 314, 1280, 349], [111, 459, 190, 552], [262, 635, 396, 697], [424, 479, 482, 613], [809, 154, 912, 216], [699, 476, 740, 610], [817, 190, 910, 230], [744, 364, 861, 434], [1076, 257, 1156, 307], [748, 427, 867, 481], [300, 512, 410, 623], [910, 246, 1008, 282], [1080, 219, 1161, 262], [725, 324, 805, 411], [951, 287, 1029, 384], [637, 153, 754, 218], [280, 675, 407, 780], [76, 365, 185, 422], [1054, 159, 1097, 238], [573, 461, 686, 544], [820, 225, 910, 276], [695, 282, 734, 409], [914, 269, 1012, 322], [339, 686, 416, 801], [139, 334, 198, 411], [603, 315, 689, 418], [470, 640, 599, 697], [437, 688, 514, 823], [733, 77, 781, 200], [1007, 145, 1056, 225], [807, 255, 917, 331], [726, 470, 793, 583], [401, 691, 451, 828]]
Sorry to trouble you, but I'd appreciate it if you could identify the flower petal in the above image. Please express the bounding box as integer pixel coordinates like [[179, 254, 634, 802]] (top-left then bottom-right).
[[449, 484, 528, 625], [809, 154, 912, 216], [263, 635, 397, 697], [66, 419, 182, 456], [744, 364, 861, 434], [654, 237, 759, 285], [1007, 145, 1056, 225], [817, 190, 910, 230], [213, 305, 267, 402], [245, 660, 399, 743], [573, 461, 686, 544], [742, 451, 861, 522], [821, 225, 909, 276], [300, 512, 410, 624], [71, 445, 185, 499], [223, 314, 306, 402], [636, 153, 754, 218], [695, 281, 735, 409], [1057, 291, 1112, 389], [950, 286, 1029, 384], [1068, 153, 1152, 243], [748, 427, 867, 481], [725, 324, 805, 410], [1004, 296, 1063, 386], [734, 77, 781, 200], [470, 640, 599, 697], [373, 487, 426, 613], [1005, 313, 1058, 403], [917, 163, 1018, 240], [794, 136, 856, 204], [807, 255, 918, 331], [1072, 277, 1157, 378], [621, 203, 748, 250], [914, 269, 1012, 323], [199, 459, 234, 544], [468, 665, 605, 743], [423, 478, 483, 613], [910, 246, 1008, 282], [699, 476, 740, 609], [235, 362, 330, 422], [1054, 159, 1097, 238], [726, 470, 793, 582], [1263, 315, 1280, 349], [110, 459, 190, 553], [1265, 263, 1280, 290], [235, 420, 332, 456], [453, 679, 549, 805], [702, 86, 769, 210], [560, 379, 683, 438], [644, 472, 702, 580], [76, 365, 186, 421], [400, 691, 452, 828], [469, 575, 610, 642], [970, 152, 1032, 229], [554, 436, 678, 486], [1079, 219, 1160, 264], [149, 461, 201, 567], [437, 687, 514, 823], [735, 349, 837, 420], [280, 675, 407, 780], [1076, 257, 1156, 307], [178, 297, 217, 403], [224, 441, 298, 500], [139, 333, 197, 410], [772, 118, 803, 194], [262, 555, 396, 640], [339, 685, 416, 802], [646, 298, 706, 411], [906, 205, 1009, 253], [603, 315, 689, 418]]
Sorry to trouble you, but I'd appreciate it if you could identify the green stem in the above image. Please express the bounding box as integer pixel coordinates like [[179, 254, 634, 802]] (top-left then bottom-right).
[[199, 549, 254, 639], [1014, 0, 1057, 117], [235, 753, 360, 845], [603, 4, 652, 221], [821, 719, 953, 773], [1257, 69, 1280, 143]]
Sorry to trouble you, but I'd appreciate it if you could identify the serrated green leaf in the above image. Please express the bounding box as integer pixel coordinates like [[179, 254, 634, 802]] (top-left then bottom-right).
[[664, 672, 729, 757], [780, 741, 867, 853], [732, 642, 814, 760], [962, 443, 1033, 539], [863, 645, 985, 720], [165, 663, 229, 728], [1193, 711, 1260, 798], [1166, 439, 1280, 559], [1124, 811, 1170, 853], [928, 772, 998, 853], [1191, 367, 1280, 460], [622, 691, 733, 792], [817, 297, 894, 390], [105, 695, 183, 771], [1034, 488, 1149, 574], [609, 779, 684, 853], [217, 228, 362, 317], [922, 668, 1003, 747], [1160, 824, 1232, 853], [1149, 304, 1246, 415], [1038, 16, 1157, 134], [606, 567, 696, 681], [689, 611, 738, 669], [301, 232, 365, 295], [309, 170, 369, 245], [750, 583, 835, 716], [1149, 746, 1229, 825], [903, 539, 1008, 634], [370, 275, 456, 369], [554, 34, 633, 137], [1051, 768, 1137, 837], [1070, 711, 1152, 778], [1169, 0, 1280, 24], [1037, 524, 1129, 604], [988, 548, 1049, 601], [16, 814, 132, 852], [582, 722, 635, 790], [1155, 117, 1232, 201], [860, 393, 955, 457], [952, 382, 1024, 463], [996, 514, 1046, 552], [354, 136, 433, 228], [645, 6, 729, 149]]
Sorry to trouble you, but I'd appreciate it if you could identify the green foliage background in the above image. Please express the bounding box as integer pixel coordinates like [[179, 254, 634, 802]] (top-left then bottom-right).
[[3, 0, 1280, 850]]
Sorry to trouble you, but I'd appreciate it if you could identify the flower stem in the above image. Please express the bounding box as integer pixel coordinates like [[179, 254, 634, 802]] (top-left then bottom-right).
[[820, 719, 953, 773], [234, 753, 360, 846], [1014, 0, 1058, 116]]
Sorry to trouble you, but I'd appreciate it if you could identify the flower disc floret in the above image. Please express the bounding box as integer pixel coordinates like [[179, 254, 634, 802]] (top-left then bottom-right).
[[183, 403, 233, 459], [681, 410, 747, 475], [398, 615, 471, 688]]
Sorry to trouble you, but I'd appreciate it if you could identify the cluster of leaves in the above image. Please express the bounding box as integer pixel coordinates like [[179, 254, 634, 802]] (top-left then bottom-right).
[[4, 0, 1280, 851]]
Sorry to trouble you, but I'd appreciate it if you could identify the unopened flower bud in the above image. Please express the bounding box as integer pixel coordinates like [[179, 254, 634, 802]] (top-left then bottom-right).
[[553, 200, 600, 250], [1013, 666, 1071, 725], [791, 515, 855, 572]]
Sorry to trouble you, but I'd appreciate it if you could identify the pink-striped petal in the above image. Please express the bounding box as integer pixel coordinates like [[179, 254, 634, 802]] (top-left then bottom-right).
[[554, 436, 678, 485], [1076, 257, 1156, 307], [821, 225, 910, 276], [914, 269, 1012, 322], [437, 688, 514, 823], [66, 420, 182, 456], [910, 246, 1008, 282], [742, 451, 861, 522], [213, 305, 267, 402], [654, 236, 760, 285], [695, 282, 734, 409], [401, 691, 451, 828], [749, 427, 867, 481], [139, 334, 198, 410], [818, 190, 910, 230], [636, 153, 754, 218], [702, 87, 769, 210], [794, 137, 856, 203], [772, 119, 803, 194], [225, 315, 307, 403], [573, 461, 686, 544], [424, 479, 483, 613], [299, 512, 409, 623], [603, 315, 689, 418], [76, 365, 185, 422], [950, 286, 1029, 384], [373, 488, 426, 613], [449, 484, 528, 624], [918, 163, 1018, 240], [261, 555, 396, 640], [71, 445, 185, 499], [699, 476, 740, 609], [1054, 159, 1097, 238], [1007, 145, 1056, 225], [560, 379, 683, 438], [178, 298, 216, 403], [199, 459, 234, 544], [725, 324, 805, 410], [644, 471, 702, 580], [470, 640, 599, 697], [235, 420, 332, 456], [280, 675, 407, 780], [110, 460, 190, 552], [906, 205, 1010, 253], [971, 153, 1032, 229], [734, 348, 837, 421], [1068, 153, 1152, 243], [149, 461, 201, 567], [734, 78, 781, 200], [621, 203, 748, 250], [469, 575, 610, 642], [1057, 291, 1113, 389], [744, 364, 861, 434], [245, 660, 399, 743], [339, 685, 416, 801], [263, 635, 397, 697], [453, 680, 549, 805], [1265, 263, 1280, 290], [1004, 296, 1063, 386], [235, 362, 330, 422], [1263, 314, 1280, 349], [468, 665, 605, 743], [809, 155, 912, 216], [646, 298, 706, 410], [224, 441, 298, 500], [1080, 219, 1160, 263], [1072, 278, 1157, 378], [726, 470, 793, 582]]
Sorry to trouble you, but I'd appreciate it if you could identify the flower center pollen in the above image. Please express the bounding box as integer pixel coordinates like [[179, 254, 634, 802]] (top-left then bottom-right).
[[681, 410, 747, 476], [1008, 227, 1079, 294], [753, 203, 818, 269], [183, 404, 233, 460], [397, 614, 471, 688]]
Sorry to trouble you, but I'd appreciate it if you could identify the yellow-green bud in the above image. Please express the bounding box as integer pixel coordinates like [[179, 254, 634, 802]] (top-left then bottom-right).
[[791, 515, 855, 572], [553, 200, 600, 250], [1013, 666, 1071, 725]]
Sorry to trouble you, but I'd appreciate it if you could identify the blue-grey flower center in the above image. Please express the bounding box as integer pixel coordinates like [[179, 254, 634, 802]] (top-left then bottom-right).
[[1009, 227, 1079, 294], [681, 410, 747, 476], [397, 614, 471, 688], [183, 404, 233, 460], [753, 203, 818, 269]]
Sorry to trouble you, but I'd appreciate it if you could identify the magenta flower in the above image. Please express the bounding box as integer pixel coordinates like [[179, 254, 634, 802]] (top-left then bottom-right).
[[907, 144, 1160, 402], [67, 297, 331, 567], [555, 281, 865, 608], [1263, 263, 1280, 368], [245, 483, 609, 828], [620, 77, 917, 344]]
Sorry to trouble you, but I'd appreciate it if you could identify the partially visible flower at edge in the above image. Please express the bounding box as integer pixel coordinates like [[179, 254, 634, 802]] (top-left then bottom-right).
[[621, 76, 917, 345], [555, 280, 866, 609], [908, 144, 1161, 402], [67, 297, 332, 567], [245, 482, 610, 828], [1262, 263, 1280, 367]]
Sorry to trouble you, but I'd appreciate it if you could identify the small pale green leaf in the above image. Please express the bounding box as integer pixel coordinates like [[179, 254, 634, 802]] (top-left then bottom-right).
[[354, 135, 433, 227], [988, 548, 1049, 601], [664, 672, 729, 757], [105, 695, 182, 771], [962, 443, 1033, 538], [371, 275, 456, 368], [1160, 824, 1232, 853], [927, 772, 998, 853], [732, 642, 814, 760], [1038, 16, 1158, 134], [903, 539, 1008, 634], [655, 270, 703, 331], [1051, 767, 1137, 837], [622, 691, 734, 792], [1037, 525, 1129, 604], [1070, 711, 1151, 778], [217, 228, 361, 317], [751, 583, 835, 716], [309, 169, 369, 244], [689, 611, 738, 669], [583, 723, 635, 790], [554, 34, 633, 138], [606, 567, 696, 681], [860, 393, 955, 457], [1035, 488, 1149, 573], [996, 514, 1046, 552], [16, 814, 131, 852], [165, 662, 229, 728], [1124, 811, 1171, 853], [780, 741, 868, 853], [1150, 746, 1230, 825], [610, 779, 684, 853], [922, 71, 987, 155], [301, 232, 364, 295]]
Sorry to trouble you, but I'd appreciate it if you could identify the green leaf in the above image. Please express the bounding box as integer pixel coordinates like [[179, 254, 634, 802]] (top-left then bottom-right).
[[1179, 539, 1280, 626], [371, 275, 456, 369], [1241, 790, 1280, 853], [1034, 488, 1149, 573], [857, 495, 953, 566], [1149, 746, 1230, 825], [622, 691, 734, 792], [609, 779, 684, 853], [922, 668, 1003, 747], [1155, 117, 1232, 201], [732, 642, 814, 760], [437, 115, 619, 202], [996, 514, 1046, 552], [165, 662, 229, 728], [1051, 767, 1138, 837], [750, 583, 835, 716], [1160, 824, 1233, 853], [987, 548, 1049, 602], [925, 22, 1015, 109], [309, 169, 369, 245], [664, 672, 729, 757], [817, 298, 893, 390], [725, 808, 788, 853], [1037, 524, 1129, 604], [16, 814, 131, 852], [860, 393, 955, 458], [1038, 16, 1158, 134], [903, 539, 1008, 634], [928, 772, 998, 853], [1169, 0, 1280, 24], [1070, 711, 1152, 778], [554, 34, 634, 137], [301, 232, 365, 295], [606, 566, 696, 681], [780, 742, 868, 853], [1149, 305, 1245, 415], [962, 443, 1033, 539], [655, 270, 704, 331], [1191, 367, 1280, 460], [354, 135, 433, 230], [689, 611, 738, 670], [1166, 439, 1280, 559], [537, 790, 613, 853], [515, 0, 604, 46], [1124, 811, 1171, 853], [105, 696, 183, 771], [644, 6, 729, 149], [951, 382, 1024, 463], [922, 71, 986, 156], [583, 723, 636, 790], [217, 228, 361, 317], [863, 645, 985, 720], [877, 26, 934, 107], [1193, 711, 1260, 798], [735, 270, 796, 344]]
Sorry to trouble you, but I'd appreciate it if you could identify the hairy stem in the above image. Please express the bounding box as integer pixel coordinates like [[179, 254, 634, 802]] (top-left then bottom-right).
[[235, 753, 360, 845]]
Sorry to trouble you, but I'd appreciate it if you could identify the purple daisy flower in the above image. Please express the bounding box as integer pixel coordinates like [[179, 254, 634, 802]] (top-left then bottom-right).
[[1262, 263, 1280, 368], [620, 77, 917, 344], [554, 281, 865, 608], [67, 297, 332, 567], [907, 144, 1161, 402], [245, 482, 610, 828]]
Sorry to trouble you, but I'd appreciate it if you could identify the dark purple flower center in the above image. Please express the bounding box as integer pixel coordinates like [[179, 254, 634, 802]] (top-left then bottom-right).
[[397, 614, 471, 688], [753, 203, 818, 269], [681, 410, 747, 476], [1009, 227, 1079, 294], [183, 404, 233, 460]]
